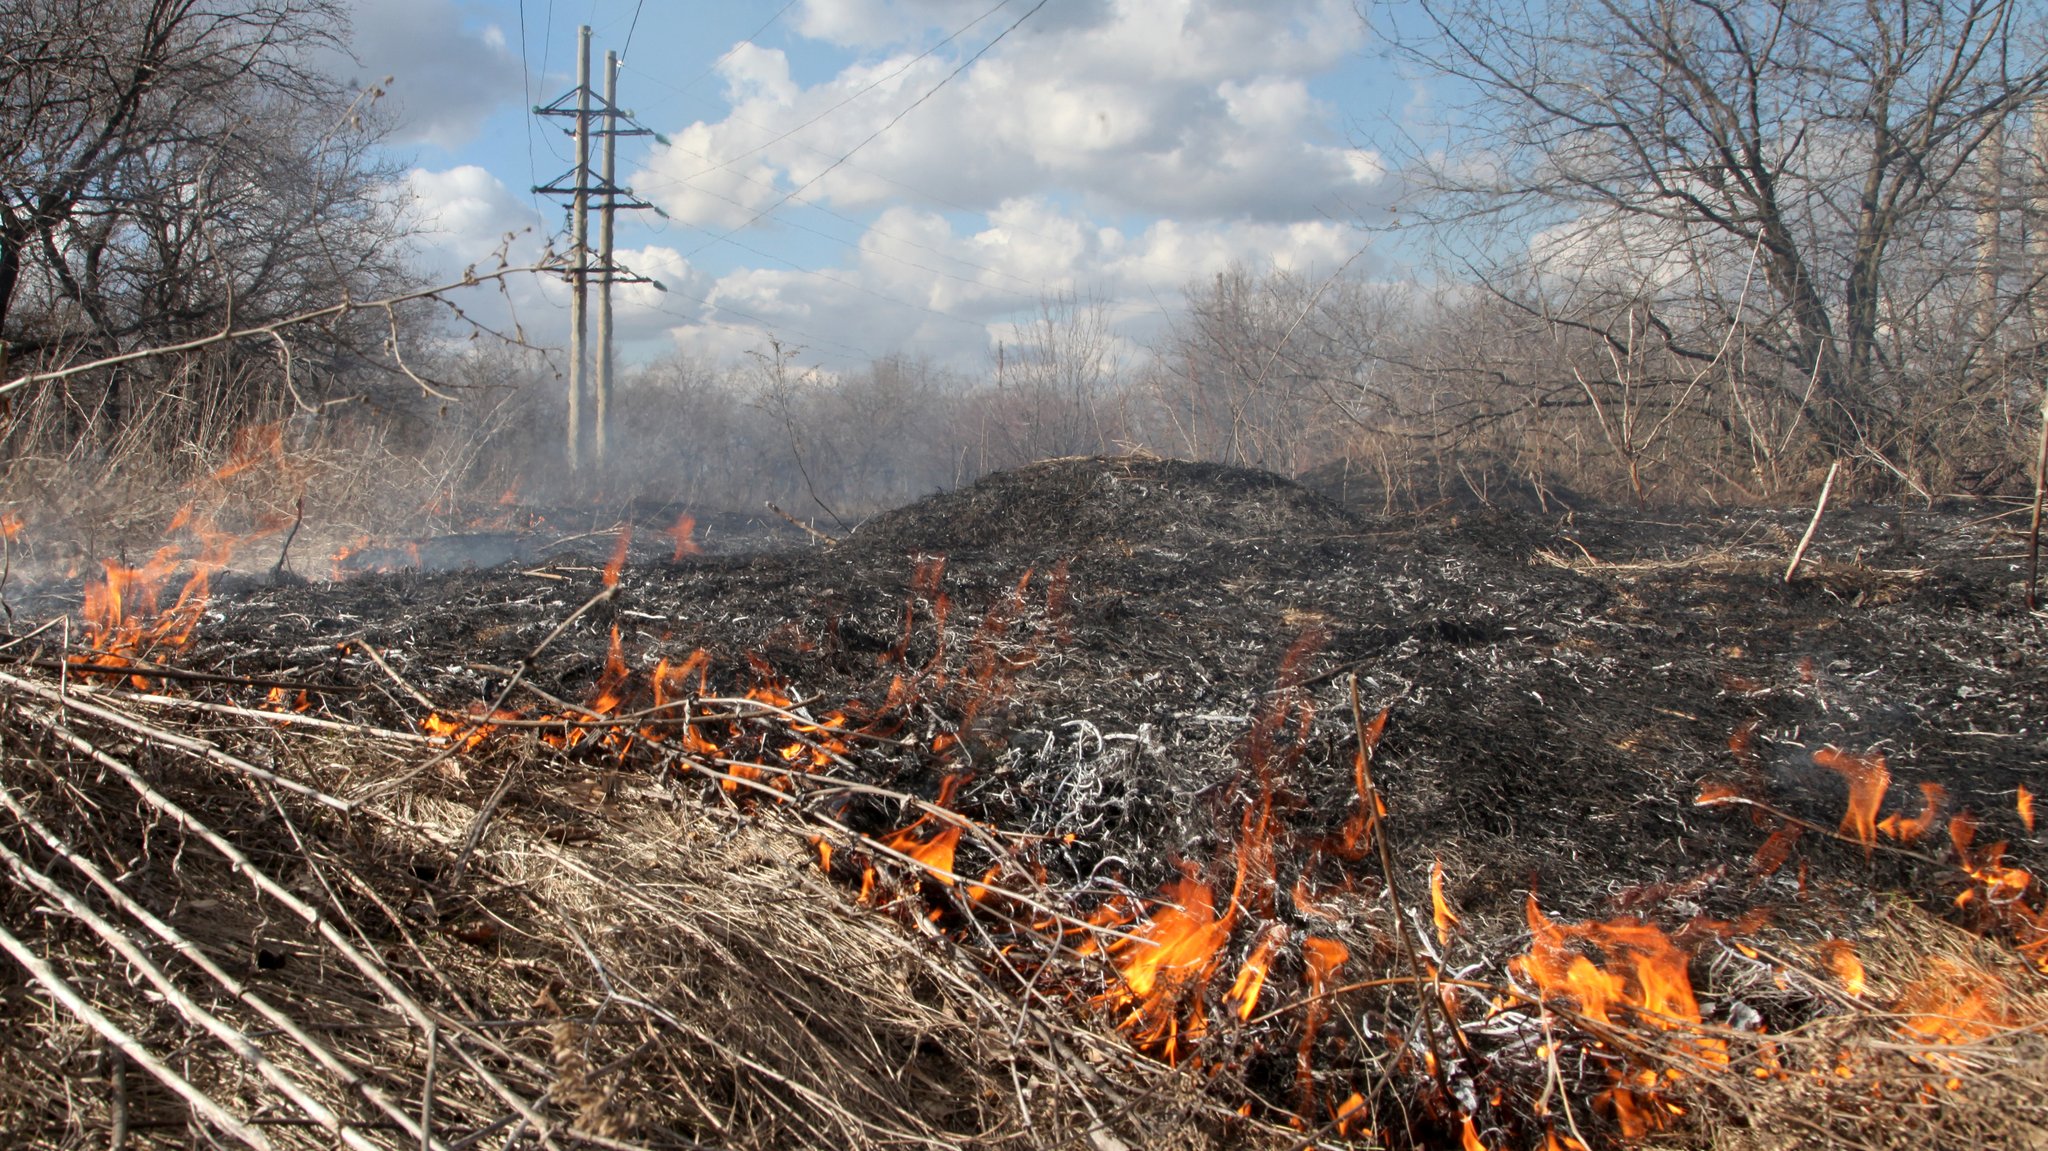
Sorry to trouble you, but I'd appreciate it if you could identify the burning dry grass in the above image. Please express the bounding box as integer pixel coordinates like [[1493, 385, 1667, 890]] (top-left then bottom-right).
[[0, 664, 1232, 1150], [1678, 907, 2048, 1151], [3, 459, 2046, 1150]]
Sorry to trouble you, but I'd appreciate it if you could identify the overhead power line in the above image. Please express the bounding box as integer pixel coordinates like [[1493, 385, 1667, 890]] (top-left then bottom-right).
[[682, 0, 1051, 262]]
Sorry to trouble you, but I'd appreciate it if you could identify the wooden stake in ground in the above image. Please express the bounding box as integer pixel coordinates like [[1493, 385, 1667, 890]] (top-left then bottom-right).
[[1785, 460, 1841, 583], [2027, 384, 2047, 610]]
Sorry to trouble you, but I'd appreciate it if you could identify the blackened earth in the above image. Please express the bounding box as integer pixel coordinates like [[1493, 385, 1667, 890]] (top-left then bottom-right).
[[184, 456, 2045, 940]]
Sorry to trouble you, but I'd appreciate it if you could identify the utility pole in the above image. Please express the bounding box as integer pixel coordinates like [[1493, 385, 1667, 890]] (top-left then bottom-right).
[[534, 27, 656, 472], [595, 49, 654, 465]]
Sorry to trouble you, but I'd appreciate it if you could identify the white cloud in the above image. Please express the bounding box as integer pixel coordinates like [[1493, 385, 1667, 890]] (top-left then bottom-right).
[[633, 0, 1378, 225], [341, 0, 526, 148], [403, 165, 542, 264], [660, 196, 1369, 371]]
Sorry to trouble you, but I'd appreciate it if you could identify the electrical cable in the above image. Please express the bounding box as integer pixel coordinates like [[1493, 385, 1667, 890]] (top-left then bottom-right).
[[684, 0, 1049, 261]]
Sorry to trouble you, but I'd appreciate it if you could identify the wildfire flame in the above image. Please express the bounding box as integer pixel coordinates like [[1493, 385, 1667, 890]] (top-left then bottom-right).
[[1431, 857, 1461, 947], [1094, 873, 1235, 1063], [666, 514, 700, 561], [1893, 958, 2012, 1046], [1820, 939, 1867, 996], [1224, 925, 1287, 1021], [1814, 746, 1889, 855], [603, 525, 632, 588], [1513, 896, 1723, 1136], [1877, 782, 1947, 846], [1297, 936, 1349, 1119]]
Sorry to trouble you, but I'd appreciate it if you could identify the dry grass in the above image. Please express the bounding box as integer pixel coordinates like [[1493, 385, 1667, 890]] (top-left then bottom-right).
[[0, 660, 1244, 1151]]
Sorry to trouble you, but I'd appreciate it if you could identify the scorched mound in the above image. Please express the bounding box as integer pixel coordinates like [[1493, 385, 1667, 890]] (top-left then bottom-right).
[[843, 454, 1363, 561]]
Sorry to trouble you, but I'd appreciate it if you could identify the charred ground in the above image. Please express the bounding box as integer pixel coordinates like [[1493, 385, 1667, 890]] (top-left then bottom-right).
[[5, 454, 2045, 1150], [193, 455, 2043, 921]]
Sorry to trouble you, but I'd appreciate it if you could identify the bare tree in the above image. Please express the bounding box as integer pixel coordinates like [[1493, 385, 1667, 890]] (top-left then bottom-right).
[[0, 0, 413, 454], [1385, 0, 2048, 487]]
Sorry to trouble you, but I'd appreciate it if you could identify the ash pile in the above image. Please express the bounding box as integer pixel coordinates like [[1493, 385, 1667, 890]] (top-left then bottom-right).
[[2, 455, 2045, 1150]]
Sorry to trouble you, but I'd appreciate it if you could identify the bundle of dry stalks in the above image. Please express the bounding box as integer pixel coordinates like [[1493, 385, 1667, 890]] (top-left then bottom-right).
[[0, 659, 1234, 1150]]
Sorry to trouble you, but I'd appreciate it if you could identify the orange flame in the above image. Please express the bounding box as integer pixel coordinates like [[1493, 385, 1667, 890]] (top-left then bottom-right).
[[210, 423, 285, 482], [603, 525, 632, 587], [1751, 822, 1803, 879], [1820, 939, 1867, 996], [878, 776, 966, 884], [1513, 895, 1721, 1132], [1096, 873, 1235, 1063], [1694, 781, 1742, 806], [1297, 936, 1350, 1118], [1431, 858, 1461, 947], [589, 624, 631, 716], [1331, 708, 1390, 859], [1893, 958, 2011, 1046], [0, 512, 22, 541], [1878, 782, 1946, 845], [2021, 786, 2036, 835], [666, 514, 700, 561], [1224, 925, 1287, 1021], [1814, 746, 1889, 855]]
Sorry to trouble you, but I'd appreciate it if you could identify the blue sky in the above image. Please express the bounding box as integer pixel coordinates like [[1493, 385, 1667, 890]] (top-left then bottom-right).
[[343, 0, 1418, 373]]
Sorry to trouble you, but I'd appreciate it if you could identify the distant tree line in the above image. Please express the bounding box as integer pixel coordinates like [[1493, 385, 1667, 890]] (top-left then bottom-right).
[[6, 0, 2048, 528]]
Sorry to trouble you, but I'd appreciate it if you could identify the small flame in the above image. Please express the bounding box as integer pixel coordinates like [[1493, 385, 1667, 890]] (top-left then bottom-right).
[[1695, 781, 1742, 806], [210, 423, 285, 482], [1878, 782, 1946, 845], [0, 512, 22, 541], [1295, 935, 1350, 1117], [1751, 822, 1802, 879], [1820, 939, 1867, 996], [666, 513, 700, 561], [589, 624, 631, 716], [2021, 786, 2036, 835], [603, 525, 632, 587], [1096, 873, 1234, 1063], [1813, 746, 1889, 855], [1513, 895, 1721, 1134], [1330, 708, 1390, 859], [878, 776, 966, 884], [1893, 958, 2011, 1045], [1224, 925, 1287, 1021], [1431, 858, 1461, 947], [1459, 1115, 1488, 1151]]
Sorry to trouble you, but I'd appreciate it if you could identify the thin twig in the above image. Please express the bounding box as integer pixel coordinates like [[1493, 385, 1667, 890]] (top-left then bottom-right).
[[0, 788, 450, 1150], [1, 670, 353, 811]]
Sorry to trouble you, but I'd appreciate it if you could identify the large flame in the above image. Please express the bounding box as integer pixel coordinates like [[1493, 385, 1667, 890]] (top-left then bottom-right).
[[1513, 896, 1722, 1136], [1094, 873, 1235, 1063]]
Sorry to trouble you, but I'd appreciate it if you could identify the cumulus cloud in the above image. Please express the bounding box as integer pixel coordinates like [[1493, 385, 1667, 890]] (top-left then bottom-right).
[[403, 165, 543, 266], [400, 166, 710, 362], [662, 195, 1369, 370], [340, 0, 525, 148], [633, 0, 1378, 226]]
